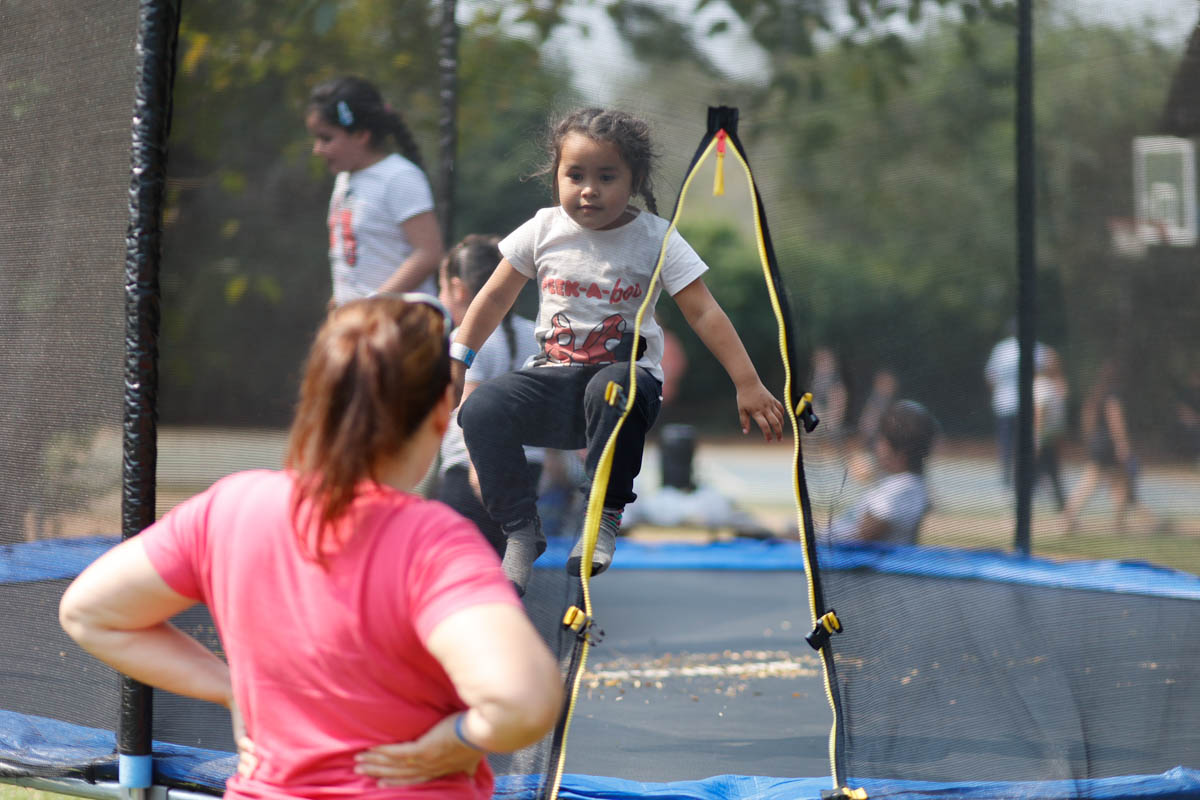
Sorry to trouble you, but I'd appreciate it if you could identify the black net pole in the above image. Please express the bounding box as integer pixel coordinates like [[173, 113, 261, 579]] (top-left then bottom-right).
[[1014, 0, 1036, 555], [437, 0, 459, 242], [120, 0, 182, 791]]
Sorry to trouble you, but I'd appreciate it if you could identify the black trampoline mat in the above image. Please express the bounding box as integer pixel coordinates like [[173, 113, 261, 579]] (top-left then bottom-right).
[[530, 569, 834, 782]]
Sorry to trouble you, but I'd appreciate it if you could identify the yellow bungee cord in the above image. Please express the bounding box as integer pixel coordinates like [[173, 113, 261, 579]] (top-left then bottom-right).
[[541, 106, 856, 800]]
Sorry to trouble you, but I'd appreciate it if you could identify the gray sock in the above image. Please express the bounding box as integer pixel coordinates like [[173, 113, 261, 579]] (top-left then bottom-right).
[[501, 518, 546, 596], [568, 508, 621, 577]]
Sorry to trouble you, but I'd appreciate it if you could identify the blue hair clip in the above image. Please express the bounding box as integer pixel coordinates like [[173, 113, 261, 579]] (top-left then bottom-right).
[[336, 100, 354, 127]]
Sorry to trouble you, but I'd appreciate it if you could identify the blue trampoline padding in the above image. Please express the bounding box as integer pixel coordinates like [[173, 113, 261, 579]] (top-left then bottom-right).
[[5, 535, 1200, 601], [0, 710, 118, 775], [0, 710, 235, 788], [0, 537, 117, 584], [530, 769, 1200, 800], [536, 536, 1200, 601], [498, 769, 1200, 800], [2, 712, 1197, 799]]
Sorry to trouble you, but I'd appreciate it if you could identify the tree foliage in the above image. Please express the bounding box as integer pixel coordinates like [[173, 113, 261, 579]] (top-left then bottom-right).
[[594, 3, 1189, 441], [160, 1, 572, 425], [158, 0, 1193, 446]]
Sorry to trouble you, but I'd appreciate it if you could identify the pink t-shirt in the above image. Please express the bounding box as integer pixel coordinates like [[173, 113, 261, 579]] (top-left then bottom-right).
[[141, 470, 520, 800]]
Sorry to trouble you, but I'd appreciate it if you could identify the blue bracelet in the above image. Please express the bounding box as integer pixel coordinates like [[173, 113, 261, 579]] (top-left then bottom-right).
[[454, 713, 486, 752], [449, 342, 476, 368]]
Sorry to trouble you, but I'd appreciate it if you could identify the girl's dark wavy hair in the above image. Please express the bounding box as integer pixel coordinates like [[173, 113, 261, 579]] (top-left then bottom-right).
[[533, 107, 660, 215], [308, 76, 424, 170]]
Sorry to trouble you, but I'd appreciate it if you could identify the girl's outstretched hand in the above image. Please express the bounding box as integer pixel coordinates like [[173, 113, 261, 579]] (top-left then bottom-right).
[[355, 715, 482, 787], [737, 380, 785, 442]]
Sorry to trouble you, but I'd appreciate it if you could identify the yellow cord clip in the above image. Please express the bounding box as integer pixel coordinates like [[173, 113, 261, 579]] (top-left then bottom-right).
[[604, 380, 627, 407], [713, 129, 727, 197], [795, 391, 820, 433], [562, 606, 605, 646], [805, 610, 843, 651]]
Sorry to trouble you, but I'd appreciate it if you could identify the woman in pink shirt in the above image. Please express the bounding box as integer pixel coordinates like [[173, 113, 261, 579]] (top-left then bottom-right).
[[59, 295, 562, 799]]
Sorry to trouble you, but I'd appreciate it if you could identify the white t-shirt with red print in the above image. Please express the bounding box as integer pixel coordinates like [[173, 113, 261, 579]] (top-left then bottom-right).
[[327, 153, 436, 304], [499, 206, 708, 383]]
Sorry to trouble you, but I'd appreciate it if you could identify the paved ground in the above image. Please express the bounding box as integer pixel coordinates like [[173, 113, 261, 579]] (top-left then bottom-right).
[[149, 426, 1200, 534]]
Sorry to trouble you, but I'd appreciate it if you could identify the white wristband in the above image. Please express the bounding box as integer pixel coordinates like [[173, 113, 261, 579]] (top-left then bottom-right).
[[449, 342, 476, 368]]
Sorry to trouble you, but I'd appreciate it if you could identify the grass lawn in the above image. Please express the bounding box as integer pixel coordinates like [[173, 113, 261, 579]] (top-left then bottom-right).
[[0, 787, 70, 800]]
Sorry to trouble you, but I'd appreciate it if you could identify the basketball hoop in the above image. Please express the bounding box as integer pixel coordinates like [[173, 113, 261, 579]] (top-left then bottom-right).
[[1107, 216, 1167, 259]]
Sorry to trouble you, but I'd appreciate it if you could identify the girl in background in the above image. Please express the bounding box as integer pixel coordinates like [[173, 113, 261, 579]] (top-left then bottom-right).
[[450, 108, 784, 594], [307, 76, 444, 304], [60, 296, 561, 799], [436, 235, 544, 556]]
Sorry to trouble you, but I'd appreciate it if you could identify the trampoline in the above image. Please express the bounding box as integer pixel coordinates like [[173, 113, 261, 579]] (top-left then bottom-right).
[[2, 0, 1199, 799], [3, 536, 1200, 799]]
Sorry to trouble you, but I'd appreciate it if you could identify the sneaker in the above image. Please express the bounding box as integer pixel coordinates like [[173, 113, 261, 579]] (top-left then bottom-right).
[[500, 517, 546, 597], [567, 508, 621, 577]]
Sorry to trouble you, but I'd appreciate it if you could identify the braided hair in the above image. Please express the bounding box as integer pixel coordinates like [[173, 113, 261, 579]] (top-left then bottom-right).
[[536, 108, 660, 215], [443, 235, 517, 362], [308, 76, 424, 170]]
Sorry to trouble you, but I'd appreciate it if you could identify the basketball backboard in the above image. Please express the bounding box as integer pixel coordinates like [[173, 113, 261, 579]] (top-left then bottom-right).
[[1133, 135, 1197, 247]]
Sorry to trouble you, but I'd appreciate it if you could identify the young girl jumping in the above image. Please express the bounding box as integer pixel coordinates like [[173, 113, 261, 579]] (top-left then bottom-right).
[[450, 108, 785, 594], [306, 76, 444, 304]]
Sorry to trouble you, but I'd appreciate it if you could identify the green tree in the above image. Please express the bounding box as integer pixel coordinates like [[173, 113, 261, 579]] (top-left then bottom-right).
[[581, 3, 1189, 439]]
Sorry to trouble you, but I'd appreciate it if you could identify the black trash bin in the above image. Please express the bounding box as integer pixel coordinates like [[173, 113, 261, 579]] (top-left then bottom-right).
[[659, 423, 696, 491]]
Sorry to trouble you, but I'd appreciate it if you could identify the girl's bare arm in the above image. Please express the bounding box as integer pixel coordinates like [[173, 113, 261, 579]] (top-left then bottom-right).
[[375, 211, 445, 294], [673, 277, 784, 441], [450, 260, 528, 404]]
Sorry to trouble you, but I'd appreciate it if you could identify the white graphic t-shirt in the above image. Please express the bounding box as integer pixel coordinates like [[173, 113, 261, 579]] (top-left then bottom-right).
[[499, 206, 708, 383], [327, 153, 435, 303]]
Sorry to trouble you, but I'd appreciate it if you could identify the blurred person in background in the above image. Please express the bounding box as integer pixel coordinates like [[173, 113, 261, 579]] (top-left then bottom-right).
[[984, 319, 1047, 487], [1033, 347, 1069, 512], [434, 235, 544, 557], [1063, 358, 1163, 535], [849, 367, 899, 483], [1171, 366, 1200, 465], [809, 346, 849, 449], [826, 399, 939, 545]]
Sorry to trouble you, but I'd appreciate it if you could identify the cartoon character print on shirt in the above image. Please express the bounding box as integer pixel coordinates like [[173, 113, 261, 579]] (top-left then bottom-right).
[[536, 312, 647, 366], [329, 190, 357, 267]]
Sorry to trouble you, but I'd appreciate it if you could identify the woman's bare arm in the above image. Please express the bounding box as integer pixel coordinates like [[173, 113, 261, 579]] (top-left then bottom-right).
[[59, 539, 232, 708]]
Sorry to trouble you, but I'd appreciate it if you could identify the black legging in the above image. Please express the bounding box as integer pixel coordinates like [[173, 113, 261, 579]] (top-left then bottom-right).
[[436, 463, 542, 555], [459, 363, 662, 527]]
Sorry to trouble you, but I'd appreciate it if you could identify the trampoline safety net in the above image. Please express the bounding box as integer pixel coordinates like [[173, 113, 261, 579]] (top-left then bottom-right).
[[1, 2, 1199, 800]]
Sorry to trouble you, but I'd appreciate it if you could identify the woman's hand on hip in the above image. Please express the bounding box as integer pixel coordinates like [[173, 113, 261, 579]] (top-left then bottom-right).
[[355, 715, 483, 787]]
